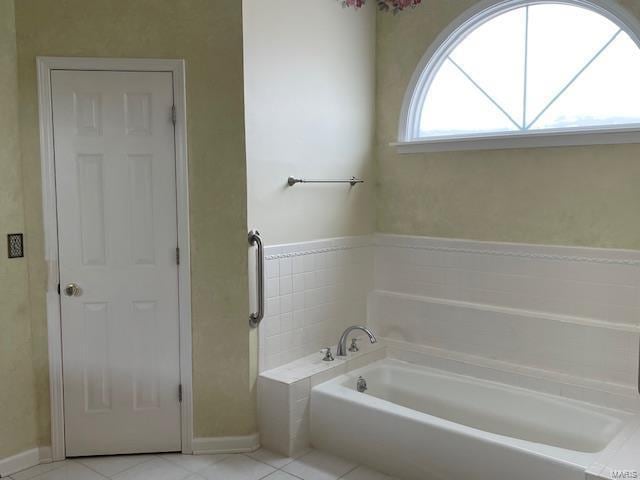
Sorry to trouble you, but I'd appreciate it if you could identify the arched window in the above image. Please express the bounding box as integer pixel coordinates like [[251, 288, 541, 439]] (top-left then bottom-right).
[[398, 1, 640, 152]]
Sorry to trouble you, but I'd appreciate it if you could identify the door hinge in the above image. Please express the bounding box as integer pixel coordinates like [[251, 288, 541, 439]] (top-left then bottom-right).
[[171, 105, 177, 125], [57, 283, 60, 295], [178, 384, 183, 403], [176, 246, 180, 265]]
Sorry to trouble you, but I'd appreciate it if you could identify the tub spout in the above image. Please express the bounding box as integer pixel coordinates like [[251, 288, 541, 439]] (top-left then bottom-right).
[[337, 325, 377, 357]]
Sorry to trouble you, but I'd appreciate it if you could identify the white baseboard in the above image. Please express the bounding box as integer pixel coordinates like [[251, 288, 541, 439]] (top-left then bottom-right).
[[0, 446, 54, 477], [38, 446, 52, 464], [0, 449, 39, 478], [192, 434, 260, 455]]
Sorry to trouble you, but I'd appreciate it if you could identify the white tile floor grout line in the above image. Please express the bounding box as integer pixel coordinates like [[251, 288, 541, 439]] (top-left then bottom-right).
[[336, 464, 360, 479], [79, 454, 156, 479], [7, 448, 394, 480], [243, 449, 345, 480], [68, 463, 110, 480]]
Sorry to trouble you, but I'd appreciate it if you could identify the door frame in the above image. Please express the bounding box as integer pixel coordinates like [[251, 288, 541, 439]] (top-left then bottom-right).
[[37, 57, 193, 459]]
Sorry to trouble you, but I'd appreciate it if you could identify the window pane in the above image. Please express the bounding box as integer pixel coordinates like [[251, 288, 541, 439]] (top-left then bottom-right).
[[419, 59, 519, 137], [414, 1, 640, 141], [531, 33, 640, 130], [525, 3, 620, 126], [450, 7, 526, 127]]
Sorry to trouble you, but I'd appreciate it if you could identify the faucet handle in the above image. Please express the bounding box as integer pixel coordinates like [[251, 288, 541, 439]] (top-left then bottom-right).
[[348, 337, 359, 353], [320, 347, 334, 362]]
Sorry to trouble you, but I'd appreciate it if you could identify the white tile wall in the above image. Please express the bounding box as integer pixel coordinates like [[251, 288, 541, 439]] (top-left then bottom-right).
[[259, 236, 373, 372], [257, 377, 309, 458], [375, 234, 640, 326], [371, 234, 640, 391], [259, 233, 640, 427]]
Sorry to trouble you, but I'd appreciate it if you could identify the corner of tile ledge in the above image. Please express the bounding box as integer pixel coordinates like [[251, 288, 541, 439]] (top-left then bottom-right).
[[259, 342, 386, 384]]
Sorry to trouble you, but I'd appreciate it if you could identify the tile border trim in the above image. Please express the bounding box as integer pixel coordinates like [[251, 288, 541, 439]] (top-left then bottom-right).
[[264, 235, 372, 260], [265, 233, 640, 264], [376, 234, 640, 266]]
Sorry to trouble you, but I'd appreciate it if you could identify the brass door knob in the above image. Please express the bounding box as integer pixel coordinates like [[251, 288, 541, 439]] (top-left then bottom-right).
[[64, 283, 81, 297]]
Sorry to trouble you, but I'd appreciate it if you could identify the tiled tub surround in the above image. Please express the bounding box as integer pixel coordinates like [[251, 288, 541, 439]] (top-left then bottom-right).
[[255, 233, 640, 478], [259, 236, 373, 372], [258, 342, 385, 457], [370, 234, 640, 403]]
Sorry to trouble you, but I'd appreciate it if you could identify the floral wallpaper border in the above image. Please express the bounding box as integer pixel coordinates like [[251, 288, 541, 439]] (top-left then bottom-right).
[[341, 0, 422, 13]]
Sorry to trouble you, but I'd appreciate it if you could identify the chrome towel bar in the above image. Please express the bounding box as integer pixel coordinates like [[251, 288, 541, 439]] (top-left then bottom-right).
[[287, 176, 364, 186], [248, 230, 264, 328]]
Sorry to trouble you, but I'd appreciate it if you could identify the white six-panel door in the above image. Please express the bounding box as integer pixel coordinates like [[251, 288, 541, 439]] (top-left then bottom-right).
[[51, 70, 181, 456]]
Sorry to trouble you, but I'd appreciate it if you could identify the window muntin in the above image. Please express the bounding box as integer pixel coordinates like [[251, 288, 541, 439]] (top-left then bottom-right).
[[415, 2, 640, 140]]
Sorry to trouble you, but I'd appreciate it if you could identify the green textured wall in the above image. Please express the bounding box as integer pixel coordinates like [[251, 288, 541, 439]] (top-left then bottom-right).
[[13, 0, 254, 447], [0, 0, 39, 459], [5, 0, 639, 459], [376, 0, 640, 250]]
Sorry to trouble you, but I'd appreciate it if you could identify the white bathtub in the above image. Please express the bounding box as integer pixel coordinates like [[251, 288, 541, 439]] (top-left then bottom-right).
[[311, 359, 632, 480]]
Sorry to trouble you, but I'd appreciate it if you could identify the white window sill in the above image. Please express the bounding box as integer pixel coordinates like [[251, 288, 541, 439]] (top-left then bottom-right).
[[392, 126, 640, 153]]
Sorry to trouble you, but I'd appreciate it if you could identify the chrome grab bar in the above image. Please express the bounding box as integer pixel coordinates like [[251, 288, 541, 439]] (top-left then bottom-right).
[[248, 230, 264, 328]]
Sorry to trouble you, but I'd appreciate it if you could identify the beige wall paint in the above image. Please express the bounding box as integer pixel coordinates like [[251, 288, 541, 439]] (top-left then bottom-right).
[[376, 0, 640, 250], [0, 0, 40, 459], [11, 0, 254, 448], [243, 0, 376, 245]]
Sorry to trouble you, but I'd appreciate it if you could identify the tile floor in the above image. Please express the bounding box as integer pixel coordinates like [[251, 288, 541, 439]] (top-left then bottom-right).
[[7, 448, 398, 480]]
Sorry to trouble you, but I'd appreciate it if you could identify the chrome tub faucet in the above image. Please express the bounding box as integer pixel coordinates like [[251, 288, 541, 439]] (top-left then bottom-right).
[[337, 325, 377, 357]]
